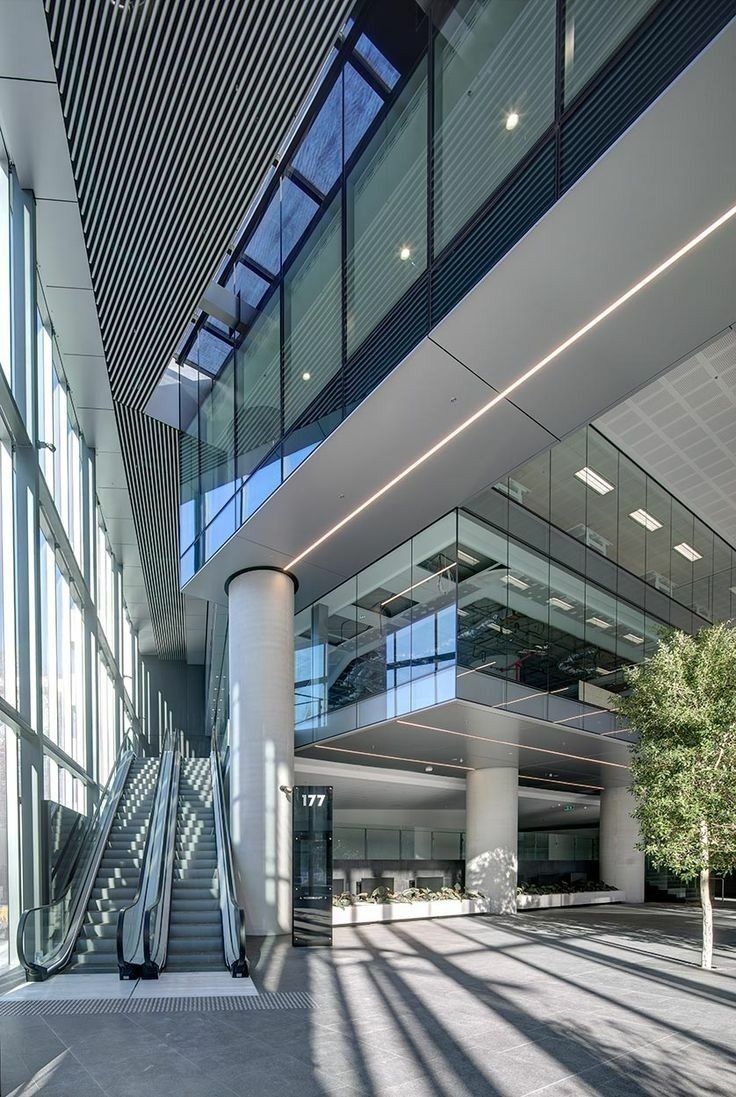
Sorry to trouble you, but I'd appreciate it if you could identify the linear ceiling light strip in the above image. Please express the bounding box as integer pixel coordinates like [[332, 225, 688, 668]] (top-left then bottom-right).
[[396, 718, 629, 769], [286, 200, 736, 571]]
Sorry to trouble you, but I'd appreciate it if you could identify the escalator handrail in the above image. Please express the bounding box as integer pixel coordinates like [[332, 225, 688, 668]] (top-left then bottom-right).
[[116, 730, 176, 977], [211, 738, 248, 977], [17, 731, 138, 980], [141, 744, 181, 976]]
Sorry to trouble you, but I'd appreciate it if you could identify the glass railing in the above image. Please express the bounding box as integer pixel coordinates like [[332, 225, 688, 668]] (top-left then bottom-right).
[[177, 0, 719, 583], [17, 731, 138, 981], [47, 803, 85, 901]]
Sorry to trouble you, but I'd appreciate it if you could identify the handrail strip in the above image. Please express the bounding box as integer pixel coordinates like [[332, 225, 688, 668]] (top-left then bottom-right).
[[141, 744, 180, 977], [211, 739, 248, 977], [116, 730, 175, 978]]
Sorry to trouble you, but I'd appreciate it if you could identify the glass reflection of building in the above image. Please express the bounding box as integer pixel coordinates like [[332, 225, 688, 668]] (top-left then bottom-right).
[[294, 425, 736, 744]]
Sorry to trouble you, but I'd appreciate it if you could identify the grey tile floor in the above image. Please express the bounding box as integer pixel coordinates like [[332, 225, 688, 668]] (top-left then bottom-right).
[[2, 904, 735, 1096]]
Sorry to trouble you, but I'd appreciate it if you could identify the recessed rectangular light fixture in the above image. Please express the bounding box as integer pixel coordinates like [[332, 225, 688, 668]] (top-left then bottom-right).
[[457, 549, 480, 566], [623, 633, 644, 644], [457, 608, 469, 617], [673, 542, 702, 562], [548, 596, 573, 611], [501, 574, 529, 590], [586, 616, 611, 629], [575, 467, 615, 495], [730, 587, 736, 596], [629, 509, 662, 531]]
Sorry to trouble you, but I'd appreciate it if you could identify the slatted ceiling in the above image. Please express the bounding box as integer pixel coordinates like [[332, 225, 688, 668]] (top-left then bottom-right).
[[114, 405, 185, 658], [44, 0, 352, 658], [46, 0, 353, 409]]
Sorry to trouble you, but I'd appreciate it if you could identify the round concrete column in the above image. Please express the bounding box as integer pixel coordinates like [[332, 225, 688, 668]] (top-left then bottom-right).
[[227, 568, 295, 936], [599, 785, 645, 902], [465, 766, 518, 914]]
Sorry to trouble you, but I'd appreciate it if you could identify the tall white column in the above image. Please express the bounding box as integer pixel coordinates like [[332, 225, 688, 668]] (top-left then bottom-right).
[[228, 568, 295, 936], [465, 766, 518, 914], [599, 784, 645, 902]]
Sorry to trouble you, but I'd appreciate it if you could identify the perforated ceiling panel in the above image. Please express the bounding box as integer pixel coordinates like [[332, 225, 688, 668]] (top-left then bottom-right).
[[597, 327, 736, 547], [43, 0, 352, 657]]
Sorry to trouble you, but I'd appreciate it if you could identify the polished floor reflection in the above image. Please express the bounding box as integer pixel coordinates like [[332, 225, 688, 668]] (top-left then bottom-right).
[[2, 905, 735, 1095]]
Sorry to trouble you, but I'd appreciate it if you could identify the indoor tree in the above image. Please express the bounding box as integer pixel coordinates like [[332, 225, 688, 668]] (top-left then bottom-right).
[[616, 623, 736, 969]]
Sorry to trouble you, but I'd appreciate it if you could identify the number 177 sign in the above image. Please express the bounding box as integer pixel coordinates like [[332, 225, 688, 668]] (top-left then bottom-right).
[[292, 785, 333, 947], [300, 792, 326, 808]]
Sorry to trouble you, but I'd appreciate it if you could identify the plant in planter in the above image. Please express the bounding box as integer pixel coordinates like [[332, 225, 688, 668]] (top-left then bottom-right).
[[333, 884, 485, 908], [517, 880, 616, 896]]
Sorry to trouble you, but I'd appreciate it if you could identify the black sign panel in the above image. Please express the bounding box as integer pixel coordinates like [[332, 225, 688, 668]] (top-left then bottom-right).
[[292, 785, 333, 947]]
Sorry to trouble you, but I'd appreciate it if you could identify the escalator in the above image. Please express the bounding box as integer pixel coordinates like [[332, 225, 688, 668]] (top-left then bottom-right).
[[68, 759, 159, 972], [19, 733, 248, 982], [160, 748, 247, 976], [166, 758, 224, 970], [17, 733, 143, 980]]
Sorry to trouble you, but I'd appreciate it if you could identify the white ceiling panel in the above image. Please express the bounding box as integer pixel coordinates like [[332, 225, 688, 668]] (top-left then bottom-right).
[[58, 355, 113, 414], [598, 327, 736, 548], [0, 78, 75, 200], [35, 197, 92, 290], [43, 286, 105, 358]]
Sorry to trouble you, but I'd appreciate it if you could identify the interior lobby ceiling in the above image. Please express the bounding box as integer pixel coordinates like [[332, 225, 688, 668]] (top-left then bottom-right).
[[597, 325, 736, 550], [296, 699, 634, 794], [294, 757, 600, 825], [40, 0, 352, 658]]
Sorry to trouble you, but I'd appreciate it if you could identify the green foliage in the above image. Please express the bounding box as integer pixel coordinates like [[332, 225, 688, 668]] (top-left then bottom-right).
[[517, 880, 615, 896], [332, 885, 484, 908], [615, 623, 736, 881]]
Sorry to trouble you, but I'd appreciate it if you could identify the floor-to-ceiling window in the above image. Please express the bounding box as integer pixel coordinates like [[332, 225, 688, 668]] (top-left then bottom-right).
[[0, 148, 145, 970]]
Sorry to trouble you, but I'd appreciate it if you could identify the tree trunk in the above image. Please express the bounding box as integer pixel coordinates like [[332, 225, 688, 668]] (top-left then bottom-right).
[[700, 820, 713, 970]]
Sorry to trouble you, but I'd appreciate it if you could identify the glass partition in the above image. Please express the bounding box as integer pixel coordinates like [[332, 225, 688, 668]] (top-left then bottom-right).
[[433, 0, 556, 252], [346, 56, 428, 355], [564, 0, 659, 105]]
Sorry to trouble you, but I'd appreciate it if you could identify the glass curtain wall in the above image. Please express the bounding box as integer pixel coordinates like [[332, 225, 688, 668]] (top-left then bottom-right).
[[179, 0, 669, 580], [0, 151, 144, 971], [295, 513, 458, 744], [295, 426, 736, 743]]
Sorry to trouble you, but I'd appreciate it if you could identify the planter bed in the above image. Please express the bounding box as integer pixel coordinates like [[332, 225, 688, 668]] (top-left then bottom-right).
[[517, 890, 625, 910], [332, 898, 491, 926]]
